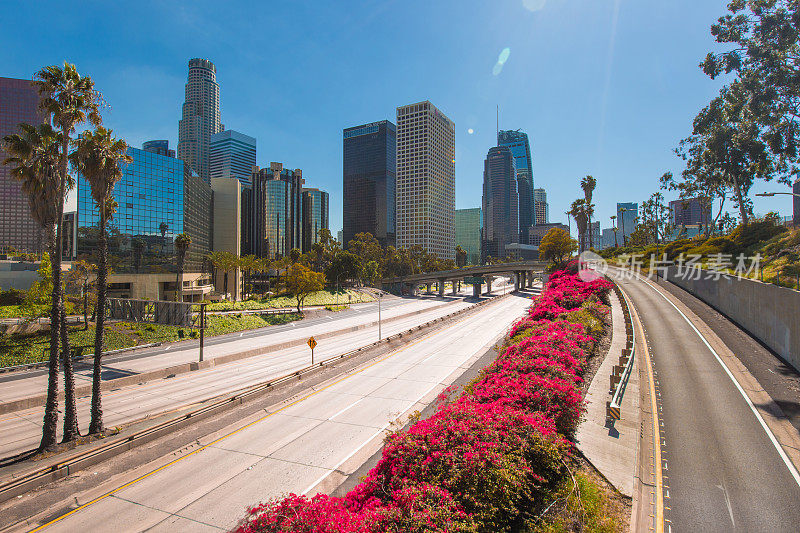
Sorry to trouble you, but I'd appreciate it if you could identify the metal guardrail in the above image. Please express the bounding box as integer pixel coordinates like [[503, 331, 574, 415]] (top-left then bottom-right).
[[0, 293, 505, 502], [607, 283, 635, 421]]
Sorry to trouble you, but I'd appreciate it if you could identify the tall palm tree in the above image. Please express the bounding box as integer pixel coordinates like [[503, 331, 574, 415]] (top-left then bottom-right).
[[580, 175, 597, 249], [34, 62, 104, 443], [2, 123, 66, 450], [175, 233, 192, 302], [569, 199, 589, 253], [71, 127, 130, 435]]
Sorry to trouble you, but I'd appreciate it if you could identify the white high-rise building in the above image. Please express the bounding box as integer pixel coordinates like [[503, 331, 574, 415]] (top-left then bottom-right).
[[396, 101, 455, 261], [533, 188, 548, 225], [178, 58, 223, 183]]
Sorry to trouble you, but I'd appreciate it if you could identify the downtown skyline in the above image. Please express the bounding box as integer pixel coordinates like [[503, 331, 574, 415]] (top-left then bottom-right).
[[2, 0, 796, 238]]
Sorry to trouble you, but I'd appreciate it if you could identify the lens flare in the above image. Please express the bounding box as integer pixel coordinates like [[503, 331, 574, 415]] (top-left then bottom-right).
[[493, 47, 511, 76], [467, 128, 474, 134]]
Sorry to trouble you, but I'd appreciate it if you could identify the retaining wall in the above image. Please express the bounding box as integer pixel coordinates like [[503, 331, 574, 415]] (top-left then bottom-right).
[[665, 266, 800, 372]]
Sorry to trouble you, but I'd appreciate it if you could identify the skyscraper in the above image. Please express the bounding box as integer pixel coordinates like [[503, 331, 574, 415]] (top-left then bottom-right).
[[177, 58, 223, 183], [455, 208, 482, 265], [302, 188, 329, 253], [342, 120, 396, 248], [533, 188, 548, 225], [142, 140, 175, 158], [498, 130, 534, 239], [669, 197, 711, 227], [396, 101, 455, 261], [482, 146, 518, 261], [210, 130, 256, 188], [0, 77, 48, 254], [617, 202, 638, 244], [244, 163, 304, 259]]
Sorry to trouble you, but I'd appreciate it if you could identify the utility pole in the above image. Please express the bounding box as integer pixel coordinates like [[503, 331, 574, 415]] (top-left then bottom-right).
[[198, 302, 207, 363]]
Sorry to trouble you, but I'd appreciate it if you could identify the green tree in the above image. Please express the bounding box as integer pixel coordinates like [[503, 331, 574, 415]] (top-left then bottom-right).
[[362, 260, 380, 286], [22, 254, 53, 320], [66, 259, 97, 330], [2, 122, 68, 450], [71, 126, 130, 435], [238, 254, 258, 299], [208, 251, 239, 300], [580, 175, 597, 248], [455, 245, 468, 268], [539, 227, 577, 264], [175, 233, 192, 302], [284, 263, 325, 313], [568, 199, 589, 252], [324, 251, 361, 287]]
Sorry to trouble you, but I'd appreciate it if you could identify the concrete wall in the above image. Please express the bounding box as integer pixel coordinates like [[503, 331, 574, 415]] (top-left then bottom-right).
[[210, 178, 242, 300], [665, 266, 800, 372]]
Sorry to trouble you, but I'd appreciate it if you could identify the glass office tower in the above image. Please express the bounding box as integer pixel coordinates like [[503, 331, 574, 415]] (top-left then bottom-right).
[[497, 130, 534, 240], [342, 120, 396, 248], [616, 202, 638, 244], [244, 163, 304, 259], [482, 146, 518, 261], [77, 146, 212, 274], [0, 77, 49, 254], [210, 130, 256, 188], [455, 208, 482, 265], [142, 140, 175, 158], [302, 188, 329, 252]]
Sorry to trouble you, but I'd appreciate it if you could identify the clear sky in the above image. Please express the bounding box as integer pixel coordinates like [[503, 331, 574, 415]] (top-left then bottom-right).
[[2, 0, 794, 236]]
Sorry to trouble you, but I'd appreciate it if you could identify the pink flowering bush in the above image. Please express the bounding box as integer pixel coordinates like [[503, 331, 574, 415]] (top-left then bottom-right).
[[233, 266, 612, 533]]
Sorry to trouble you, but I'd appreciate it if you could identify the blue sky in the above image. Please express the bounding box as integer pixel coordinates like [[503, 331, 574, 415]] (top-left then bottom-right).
[[2, 0, 794, 235]]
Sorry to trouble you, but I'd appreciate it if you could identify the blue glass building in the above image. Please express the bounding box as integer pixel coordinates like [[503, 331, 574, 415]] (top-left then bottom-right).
[[77, 146, 212, 275], [482, 146, 518, 261], [497, 130, 534, 240], [210, 130, 256, 188], [302, 188, 329, 253], [616, 202, 638, 244], [342, 120, 396, 248], [243, 163, 304, 259]]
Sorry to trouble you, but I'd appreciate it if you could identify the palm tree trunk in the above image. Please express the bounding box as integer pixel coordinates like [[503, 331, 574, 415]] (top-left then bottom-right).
[[60, 302, 79, 441], [223, 271, 228, 299], [89, 209, 108, 434], [40, 225, 60, 451]]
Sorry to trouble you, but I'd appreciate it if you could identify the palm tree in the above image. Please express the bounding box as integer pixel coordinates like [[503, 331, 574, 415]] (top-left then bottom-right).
[[238, 254, 258, 299], [175, 233, 192, 302], [3, 123, 66, 450], [34, 62, 104, 444], [569, 199, 589, 252], [580, 175, 597, 249], [71, 126, 130, 435]]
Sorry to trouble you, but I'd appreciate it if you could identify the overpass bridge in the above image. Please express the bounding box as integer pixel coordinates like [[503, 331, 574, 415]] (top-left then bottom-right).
[[381, 261, 548, 297]]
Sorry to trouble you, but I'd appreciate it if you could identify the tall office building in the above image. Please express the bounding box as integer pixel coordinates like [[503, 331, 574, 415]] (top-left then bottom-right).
[[482, 146, 518, 261], [342, 120, 396, 248], [210, 130, 256, 188], [527, 222, 569, 247], [142, 140, 175, 158], [533, 188, 548, 225], [396, 101, 455, 261], [0, 77, 48, 254], [455, 208, 482, 265], [669, 197, 711, 227], [77, 146, 212, 300], [302, 188, 329, 252], [498, 130, 534, 239], [177, 58, 223, 183], [243, 162, 304, 259], [588, 221, 601, 250], [617, 202, 638, 244]]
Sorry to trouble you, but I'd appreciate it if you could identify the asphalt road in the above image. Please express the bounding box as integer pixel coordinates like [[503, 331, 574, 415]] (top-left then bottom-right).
[[21, 291, 533, 532], [617, 271, 800, 532], [0, 285, 511, 459]]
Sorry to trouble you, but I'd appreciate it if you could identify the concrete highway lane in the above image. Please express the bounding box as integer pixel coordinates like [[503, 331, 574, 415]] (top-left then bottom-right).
[[25, 292, 532, 532], [617, 271, 800, 532], [0, 291, 501, 459]]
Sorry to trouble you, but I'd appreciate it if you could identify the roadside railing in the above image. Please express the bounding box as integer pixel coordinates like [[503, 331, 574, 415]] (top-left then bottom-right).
[[607, 282, 635, 421]]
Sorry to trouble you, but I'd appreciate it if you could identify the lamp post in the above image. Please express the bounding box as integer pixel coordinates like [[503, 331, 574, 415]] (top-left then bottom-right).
[[610, 215, 618, 248], [377, 291, 384, 341]]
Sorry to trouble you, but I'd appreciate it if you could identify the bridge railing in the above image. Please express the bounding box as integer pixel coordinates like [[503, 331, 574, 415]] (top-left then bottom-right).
[[607, 283, 635, 421]]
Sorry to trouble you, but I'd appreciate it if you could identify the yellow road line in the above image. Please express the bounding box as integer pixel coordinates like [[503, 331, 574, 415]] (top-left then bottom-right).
[[620, 286, 664, 533], [27, 297, 512, 532]]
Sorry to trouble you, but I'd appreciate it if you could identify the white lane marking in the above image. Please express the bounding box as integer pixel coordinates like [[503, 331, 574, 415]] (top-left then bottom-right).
[[163, 346, 172, 351], [636, 272, 800, 488], [328, 397, 365, 421], [717, 483, 736, 529]]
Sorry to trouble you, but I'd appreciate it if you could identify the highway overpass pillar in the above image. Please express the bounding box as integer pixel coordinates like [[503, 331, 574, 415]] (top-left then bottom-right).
[[438, 279, 446, 297], [472, 282, 481, 297], [514, 272, 521, 292], [425, 283, 432, 294], [485, 276, 493, 295], [451, 280, 459, 295]]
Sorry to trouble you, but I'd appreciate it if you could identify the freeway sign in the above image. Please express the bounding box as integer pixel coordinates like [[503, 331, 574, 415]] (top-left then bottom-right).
[[307, 337, 317, 349], [463, 276, 484, 284]]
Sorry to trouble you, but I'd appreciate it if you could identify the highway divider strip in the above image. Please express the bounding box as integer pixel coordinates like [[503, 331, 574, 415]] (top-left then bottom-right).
[[0, 293, 510, 503], [0, 299, 462, 415]]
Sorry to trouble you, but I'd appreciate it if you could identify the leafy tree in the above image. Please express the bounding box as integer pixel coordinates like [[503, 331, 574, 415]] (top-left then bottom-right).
[[324, 251, 361, 287], [284, 263, 325, 313], [175, 233, 192, 302], [348, 232, 383, 268], [65, 259, 97, 329], [22, 254, 53, 320], [289, 248, 302, 264], [238, 254, 259, 299], [71, 126, 130, 435], [455, 245, 467, 268], [362, 260, 380, 287], [539, 227, 577, 264], [208, 251, 239, 300]]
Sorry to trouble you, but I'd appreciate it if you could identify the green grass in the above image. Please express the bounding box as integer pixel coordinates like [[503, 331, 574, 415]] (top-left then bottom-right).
[[0, 305, 25, 319], [0, 312, 301, 368], [323, 304, 349, 312], [206, 289, 373, 311]]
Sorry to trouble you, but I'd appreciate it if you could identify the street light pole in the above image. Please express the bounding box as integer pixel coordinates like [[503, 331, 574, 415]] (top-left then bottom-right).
[[377, 291, 383, 341]]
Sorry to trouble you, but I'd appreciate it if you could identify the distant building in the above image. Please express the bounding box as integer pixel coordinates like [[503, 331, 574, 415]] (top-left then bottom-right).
[[587, 221, 601, 250], [533, 188, 548, 225], [177, 58, 223, 183], [77, 147, 212, 301], [665, 224, 703, 241], [243, 162, 304, 259], [670, 197, 711, 227], [210, 130, 256, 188], [455, 208, 482, 265], [0, 77, 49, 254], [482, 146, 518, 262], [505, 243, 539, 261], [527, 222, 569, 247], [302, 188, 329, 253], [616, 202, 638, 244], [342, 120, 396, 248], [62, 211, 77, 260], [337, 230, 344, 246], [142, 140, 175, 158], [601, 228, 617, 249], [497, 130, 534, 240], [396, 101, 455, 261], [794, 178, 800, 226]]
